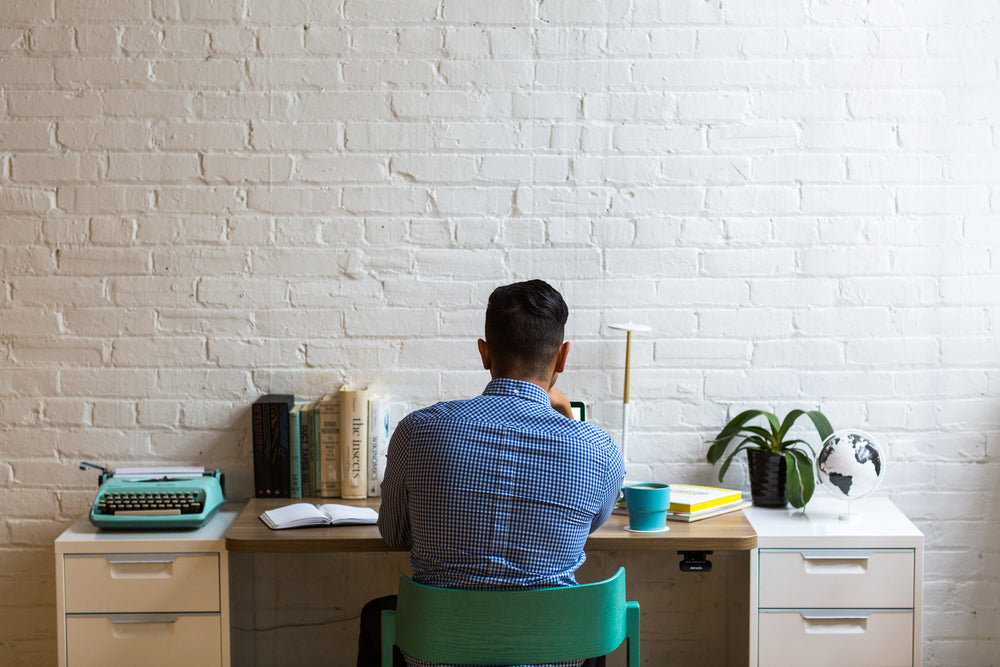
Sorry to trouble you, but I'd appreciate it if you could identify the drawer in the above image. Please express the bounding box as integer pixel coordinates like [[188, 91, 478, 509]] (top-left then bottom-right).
[[759, 549, 913, 608], [759, 609, 913, 667], [65, 613, 221, 667], [63, 553, 220, 614]]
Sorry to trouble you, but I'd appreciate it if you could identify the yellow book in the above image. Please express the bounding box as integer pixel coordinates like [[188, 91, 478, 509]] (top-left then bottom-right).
[[669, 484, 742, 513]]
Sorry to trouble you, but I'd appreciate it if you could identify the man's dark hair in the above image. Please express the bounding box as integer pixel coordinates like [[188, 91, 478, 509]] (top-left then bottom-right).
[[484, 279, 568, 376]]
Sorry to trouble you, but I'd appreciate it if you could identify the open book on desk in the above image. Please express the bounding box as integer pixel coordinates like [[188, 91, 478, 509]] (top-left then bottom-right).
[[259, 502, 379, 530]]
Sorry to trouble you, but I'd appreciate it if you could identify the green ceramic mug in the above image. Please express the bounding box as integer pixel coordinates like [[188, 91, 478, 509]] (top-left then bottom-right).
[[623, 482, 670, 531]]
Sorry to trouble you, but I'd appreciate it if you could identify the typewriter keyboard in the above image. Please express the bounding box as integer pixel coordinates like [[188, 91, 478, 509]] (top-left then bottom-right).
[[96, 490, 204, 516]]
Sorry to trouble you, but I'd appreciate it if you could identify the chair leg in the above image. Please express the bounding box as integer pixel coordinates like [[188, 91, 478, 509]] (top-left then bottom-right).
[[380, 610, 396, 667], [626, 601, 640, 667]]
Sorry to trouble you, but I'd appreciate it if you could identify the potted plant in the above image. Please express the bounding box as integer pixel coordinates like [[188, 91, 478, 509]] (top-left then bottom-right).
[[706, 409, 834, 509]]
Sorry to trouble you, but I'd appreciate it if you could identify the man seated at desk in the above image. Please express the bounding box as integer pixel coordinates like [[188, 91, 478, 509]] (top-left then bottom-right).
[[359, 279, 626, 667]]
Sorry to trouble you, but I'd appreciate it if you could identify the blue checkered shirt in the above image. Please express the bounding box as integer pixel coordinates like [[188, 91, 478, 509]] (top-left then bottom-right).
[[378, 378, 626, 667]]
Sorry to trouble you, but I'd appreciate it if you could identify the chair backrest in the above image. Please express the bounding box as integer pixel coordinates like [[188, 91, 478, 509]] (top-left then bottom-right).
[[381, 567, 640, 666]]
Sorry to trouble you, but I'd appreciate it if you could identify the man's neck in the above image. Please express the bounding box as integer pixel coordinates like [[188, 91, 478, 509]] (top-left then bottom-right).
[[490, 371, 553, 392]]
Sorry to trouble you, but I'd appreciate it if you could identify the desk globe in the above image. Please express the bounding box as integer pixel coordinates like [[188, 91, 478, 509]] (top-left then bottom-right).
[[816, 430, 885, 520]]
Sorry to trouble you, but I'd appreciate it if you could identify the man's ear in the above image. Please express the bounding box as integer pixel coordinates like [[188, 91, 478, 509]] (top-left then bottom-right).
[[478, 338, 491, 370], [553, 341, 570, 374]]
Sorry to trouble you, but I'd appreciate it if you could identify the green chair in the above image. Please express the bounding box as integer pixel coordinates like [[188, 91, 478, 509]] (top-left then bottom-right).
[[380, 567, 639, 666]]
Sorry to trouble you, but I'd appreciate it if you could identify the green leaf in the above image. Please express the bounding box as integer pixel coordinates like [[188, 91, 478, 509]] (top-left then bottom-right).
[[742, 425, 776, 441], [717, 445, 745, 481], [783, 450, 804, 508], [763, 411, 781, 435], [784, 449, 816, 509], [706, 409, 770, 463], [784, 440, 817, 459], [805, 410, 835, 443]]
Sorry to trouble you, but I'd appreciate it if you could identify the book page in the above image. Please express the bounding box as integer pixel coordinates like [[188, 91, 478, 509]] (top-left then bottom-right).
[[317, 504, 378, 525], [260, 503, 328, 529]]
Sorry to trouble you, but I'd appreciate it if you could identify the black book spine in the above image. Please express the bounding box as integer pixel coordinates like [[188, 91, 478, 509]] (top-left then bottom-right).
[[252, 401, 269, 497], [253, 394, 294, 497], [270, 402, 290, 497]]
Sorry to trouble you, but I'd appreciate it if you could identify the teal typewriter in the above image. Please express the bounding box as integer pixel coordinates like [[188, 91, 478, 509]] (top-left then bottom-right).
[[82, 462, 226, 530]]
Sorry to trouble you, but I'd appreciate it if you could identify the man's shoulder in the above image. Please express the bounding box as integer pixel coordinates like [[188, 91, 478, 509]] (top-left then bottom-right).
[[398, 397, 482, 427]]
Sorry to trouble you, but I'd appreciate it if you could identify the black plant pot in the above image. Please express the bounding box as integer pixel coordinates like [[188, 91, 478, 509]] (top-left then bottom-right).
[[747, 449, 787, 508]]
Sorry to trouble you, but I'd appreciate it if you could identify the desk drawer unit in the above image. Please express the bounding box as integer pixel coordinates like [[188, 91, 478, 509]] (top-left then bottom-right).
[[759, 548, 914, 608], [758, 548, 917, 667], [66, 613, 222, 667], [758, 608, 913, 667], [54, 509, 237, 667], [64, 553, 220, 614]]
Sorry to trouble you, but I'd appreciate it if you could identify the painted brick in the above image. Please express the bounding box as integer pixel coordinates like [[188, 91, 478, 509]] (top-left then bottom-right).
[[243, 0, 340, 26], [54, 58, 149, 88], [56, 120, 152, 150], [251, 120, 341, 151], [55, 0, 151, 22], [1, 246, 56, 275], [440, 0, 534, 24], [708, 121, 799, 151], [346, 59, 443, 88], [153, 121, 248, 151], [2, 0, 54, 23], [391, 154, 474, 183], [296, 92, 390, 120], [415, 248, 505, 279], [0, 120, 52, 150], [202, 154, 294, 184], [298, 155, 388, 183], [27, 26, 74, 54], [74, 24, 120, 56], [256, 26, 305, 56], [753, 339, 845, 368], [152, 0, 242, 22], [0, 185, 54, 214], [107, 154, 199, 183]]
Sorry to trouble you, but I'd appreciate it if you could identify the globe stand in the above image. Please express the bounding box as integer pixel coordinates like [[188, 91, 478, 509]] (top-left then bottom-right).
[[839, 499, 860, 522]]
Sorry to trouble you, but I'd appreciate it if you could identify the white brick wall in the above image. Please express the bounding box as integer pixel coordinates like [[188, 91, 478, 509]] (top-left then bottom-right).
[[1, 2, 998, 665]]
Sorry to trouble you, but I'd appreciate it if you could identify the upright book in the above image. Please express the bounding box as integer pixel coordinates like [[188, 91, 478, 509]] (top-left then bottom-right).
[[251, 394, 295, 498], [299, 401, 315, 497], [339, 386, 369, 499], [367, 394, 390, 497], [289, 403, 303, 499], [318, 393, 340, 497]]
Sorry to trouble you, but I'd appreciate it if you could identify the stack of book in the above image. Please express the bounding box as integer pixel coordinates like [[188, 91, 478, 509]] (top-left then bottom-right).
[[667, 484, 751, 522], [252, 387, 393, 501]]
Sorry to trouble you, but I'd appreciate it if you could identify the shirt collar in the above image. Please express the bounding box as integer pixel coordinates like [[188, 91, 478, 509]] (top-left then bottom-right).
[[482, 378, 551, 406]]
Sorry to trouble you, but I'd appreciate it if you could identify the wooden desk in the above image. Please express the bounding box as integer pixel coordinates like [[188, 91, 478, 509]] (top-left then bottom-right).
[[226, 498, 757, 666], [225, 497, 757, 553]]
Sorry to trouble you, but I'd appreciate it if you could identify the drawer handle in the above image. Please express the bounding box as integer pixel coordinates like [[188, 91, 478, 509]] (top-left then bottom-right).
[[800, 551, 870, 575], [108, 614, 180, 639], [799, 610, 872, 621], [108, 614, 181, 624], [106, 558, 176, 580], [800, 550, 871, 561], [105, 556, 178, 565], [799, 610, 871, 635]]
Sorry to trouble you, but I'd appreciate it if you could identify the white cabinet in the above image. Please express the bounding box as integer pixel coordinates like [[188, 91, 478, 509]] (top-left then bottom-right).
[[747, 497, 923, 667], [54, 506, 239, 667]]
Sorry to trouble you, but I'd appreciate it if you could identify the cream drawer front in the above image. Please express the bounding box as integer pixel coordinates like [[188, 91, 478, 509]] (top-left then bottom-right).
[[759, 549, 913, 608], [759, 609, 913, 667], [63, 553, 220, 614], [65, 613, 221, 667]]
